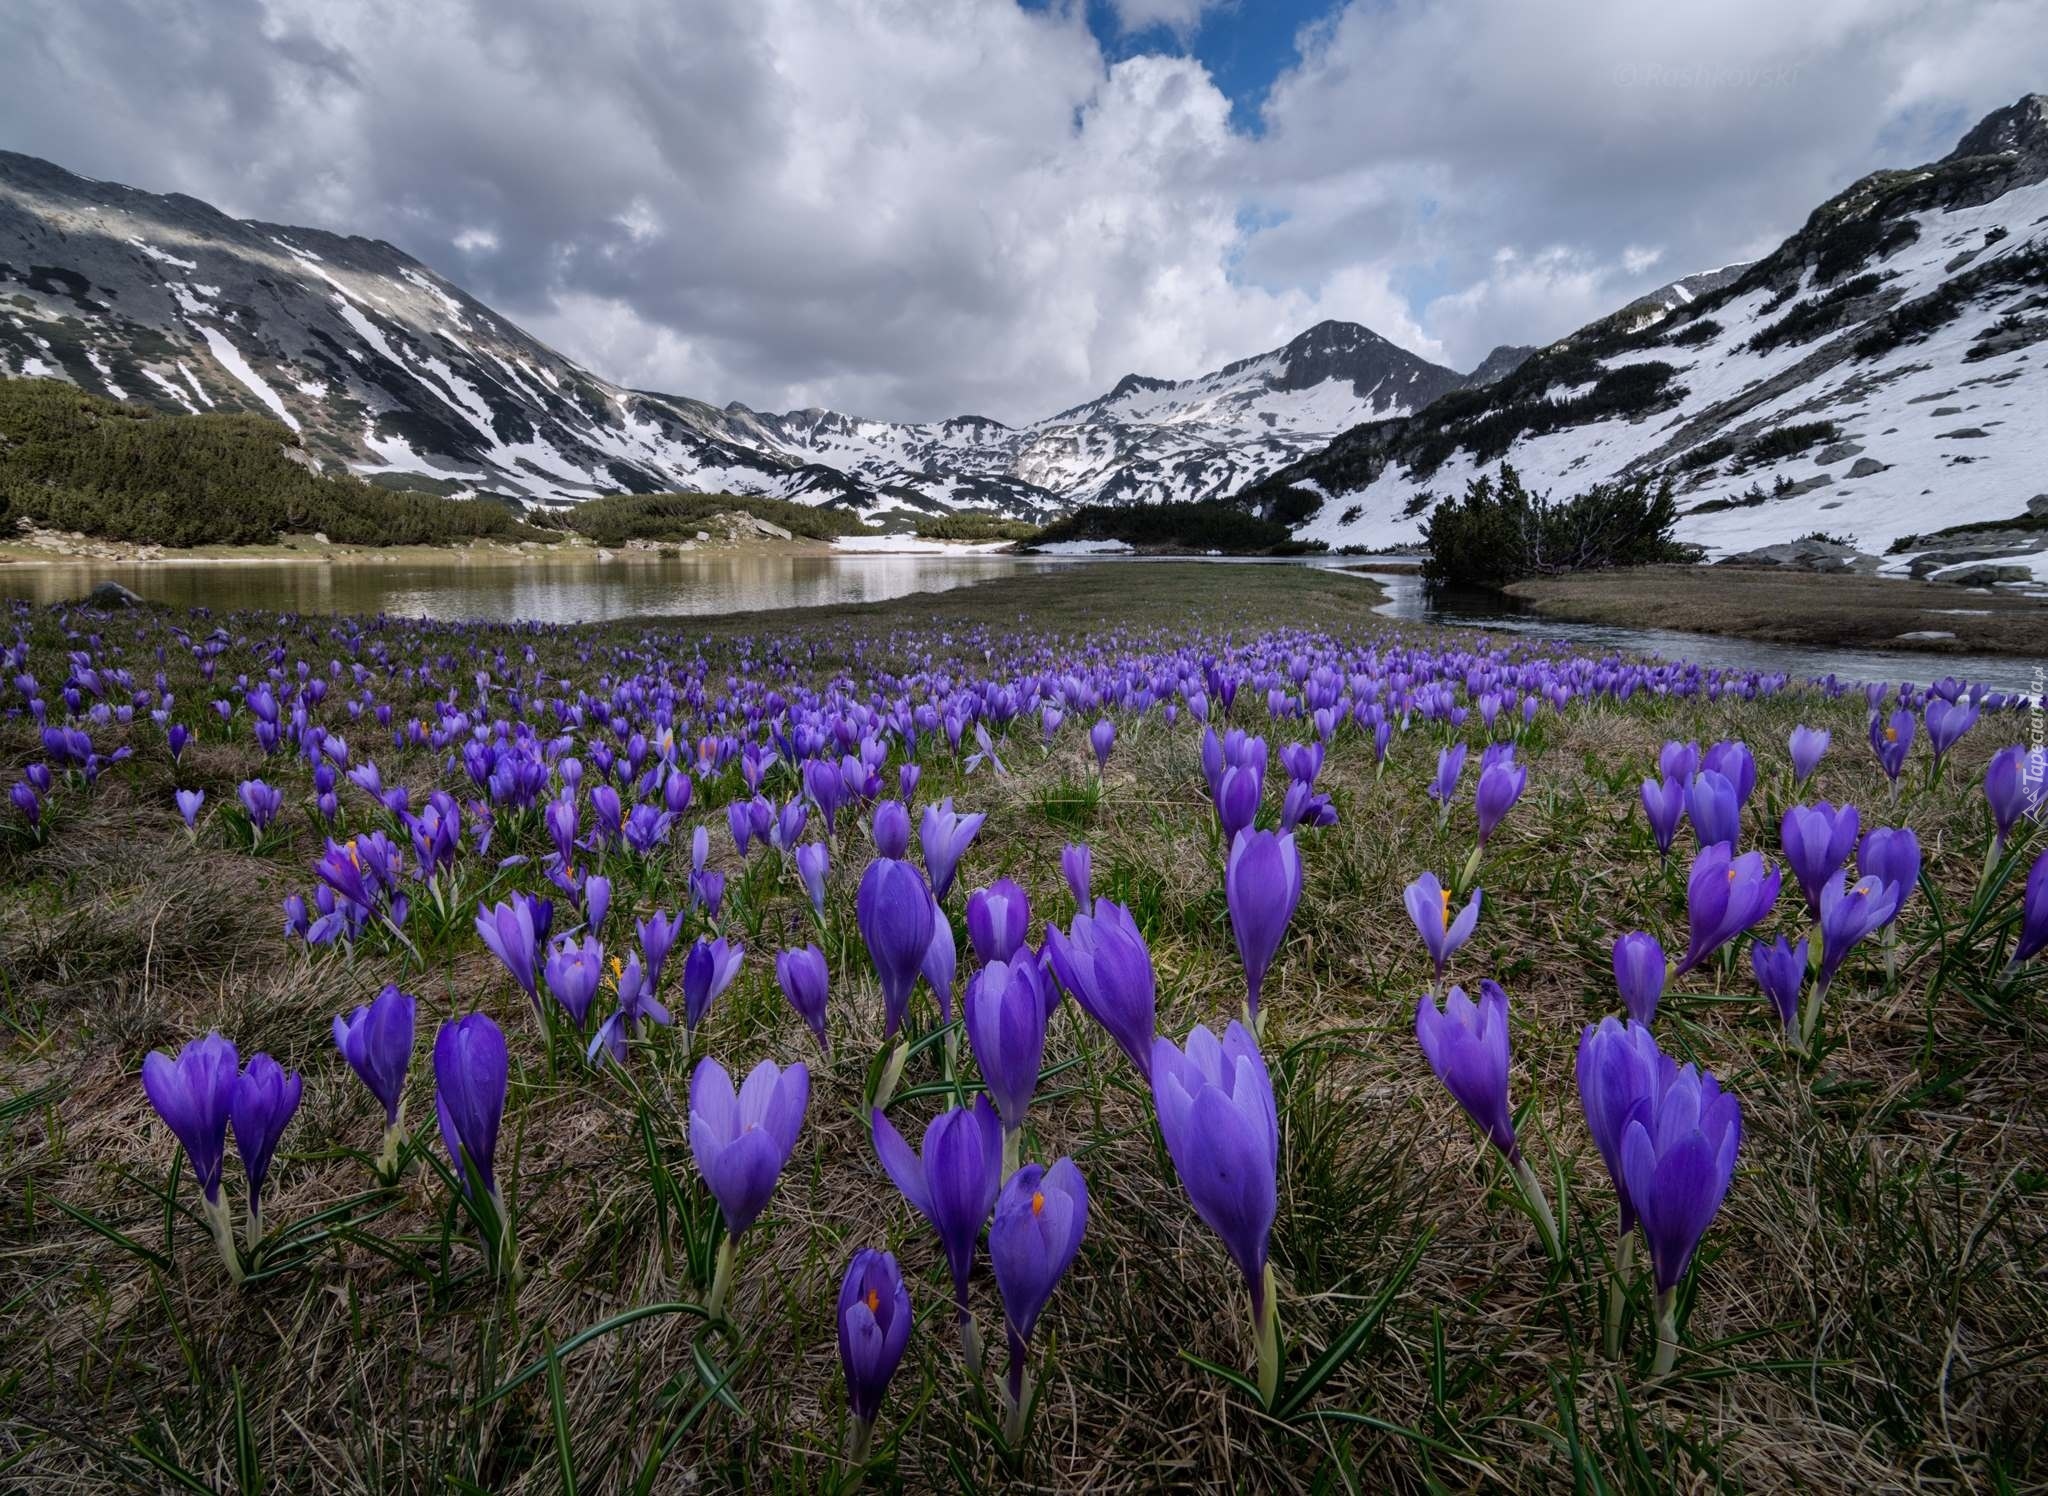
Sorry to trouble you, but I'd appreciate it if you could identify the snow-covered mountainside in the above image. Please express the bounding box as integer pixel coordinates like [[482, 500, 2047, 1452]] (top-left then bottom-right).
[[1242, 95, 2048, 579], [0, 151, 1500, 520]]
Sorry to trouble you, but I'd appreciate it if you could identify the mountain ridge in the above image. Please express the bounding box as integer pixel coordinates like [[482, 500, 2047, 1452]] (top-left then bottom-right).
[[1237, 93, 2048, 576], [1, 147, 1501, 521]]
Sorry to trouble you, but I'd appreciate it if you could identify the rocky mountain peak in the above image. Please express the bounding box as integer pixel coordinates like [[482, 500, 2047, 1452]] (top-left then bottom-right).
[[1945, 92, 2048, 165]]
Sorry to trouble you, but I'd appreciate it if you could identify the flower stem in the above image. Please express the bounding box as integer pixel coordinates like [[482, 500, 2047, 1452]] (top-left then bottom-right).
[[871, 1040, 908, 1113], [1002, 1325, 1032, 1448], [204, 1193, 244, 1285], [1511, 1156, 1562, 1263], [1252, 1261, 1280, 1408], [706, 1234, 735, 1321], [844, 1416, 873, 1478], [1000, 1125, 1021, 1182], [1650, 1289, 1680, 1376], [958, 1308, 984, 1381], [1603, 1232, 1635, 1359]]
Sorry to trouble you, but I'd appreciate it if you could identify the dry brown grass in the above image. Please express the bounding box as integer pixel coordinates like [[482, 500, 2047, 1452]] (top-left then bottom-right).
[[1, 563, 2044, 1492], [1506, 564, 2048, 657]]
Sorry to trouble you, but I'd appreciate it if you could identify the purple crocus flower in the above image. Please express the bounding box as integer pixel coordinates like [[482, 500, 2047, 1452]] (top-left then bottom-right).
[[966, 877, 1032, 966], [1870, 709, 1914, 786], [230, 1054, 303, 1243], [1659, 740, 1700, 787], [1788, 725, 1830, 786], [727, 799, 753, 858], [920, 797, 985, 902], [1780, 802, 1861, 916], [9, 781, 37, 826], [175, 788, 205, 830], [1061, 842, 1093, 914], [871, 799, 910, 858], [1640, 776, 1685, 860], [141, 1031, 240, 1206], [1214, 764, 1262, 845], [1702, 740, 1756, 805], [857, 858, 936, 1039], [1856, 826, 1920, 927], [638, 908, 682, 992], [989, 1158, 1088, 1439], [838, 1248, 912, 1434], [1751, 935, 1807, 1031], [776, 944, 831, 1052], [1925, 698, 1978, 763], [1403, 871, 1481, 981], [922, 900, 959, 1024], [333, 984, 416, 1131], [1673, 843, 1780, 976], [689, 1056, 809, 1238], [964, 954, 1051, 1147], [1684, 769, 1740, 850], [588, 951, 673, 1064], [1622, 1060, 1741, 1372], [2008, 851, 2048, 971], [1150, 1022, 1277, 1293], [1474, 752, 1527, 846], [797, 841, 830, 917], [1814, 872, 1900, 998], [1429, 742, 1468, 815], [1416, 980, 1519, 1162], [1984, 746, 2033, 853], [434, 1012, 508, 1206], [476, 895, 543, 1007], [1044, 899, 1156, 1079], [583, 873, 612, 936], [1612, 932, 1666, 1026], [1089, 718, 1116, 770], [1226, 829, 1302, 1024], [871, 1097, 1002, 1361], [1150, 1021, 1280, 1400], [237, 778, 282, 831], [544, 934, 605, 1029], [1576, 1016, 1664, 1233], [681, 936, 744, 1035]]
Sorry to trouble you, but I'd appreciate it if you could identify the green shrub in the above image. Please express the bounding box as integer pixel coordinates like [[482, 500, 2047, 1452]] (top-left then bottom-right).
[[915, 512, 1043, 543], [542, 490, 867, 544], [1420, 466, 1688, 588], [0, 375, 532, 547], [1032, 500, 1302, 554]]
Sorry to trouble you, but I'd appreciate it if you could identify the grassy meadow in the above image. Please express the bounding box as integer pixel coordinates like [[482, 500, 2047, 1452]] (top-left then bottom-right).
[[1, 563, 2043, 1493]]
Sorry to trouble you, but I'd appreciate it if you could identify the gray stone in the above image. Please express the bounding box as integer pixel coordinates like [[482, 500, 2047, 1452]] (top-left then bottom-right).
[[81, 581, 146, 609], [1717, 535, 1883, 575], [1847, 457, 1889, 478], [1938, 563, 2033, 586], [1937, 427, 1990, 439], [1813, 441, 1864, 465]]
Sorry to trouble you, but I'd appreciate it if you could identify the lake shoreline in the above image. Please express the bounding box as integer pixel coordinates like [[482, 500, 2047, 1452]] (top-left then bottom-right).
[[1500, 564, 2048, 660]]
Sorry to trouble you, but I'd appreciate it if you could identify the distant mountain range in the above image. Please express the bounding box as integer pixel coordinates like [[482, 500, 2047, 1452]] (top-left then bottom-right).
[[0, 153, 1522, 521], [5, 93, 2045, 570], [1241, 94, 2048, 575]]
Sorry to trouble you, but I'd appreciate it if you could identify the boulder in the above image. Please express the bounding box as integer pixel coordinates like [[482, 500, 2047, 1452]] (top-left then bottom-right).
[[81, 581, 146, 609], [1846, 457, 1888, 478], [1716, 536, 1883, 575], [1938, 563, 2034, 586]]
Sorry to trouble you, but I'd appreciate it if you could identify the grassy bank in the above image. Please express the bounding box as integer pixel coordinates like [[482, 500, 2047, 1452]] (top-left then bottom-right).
[[2, 563, 2043, 1491], [1506, 563, 2048, 657]]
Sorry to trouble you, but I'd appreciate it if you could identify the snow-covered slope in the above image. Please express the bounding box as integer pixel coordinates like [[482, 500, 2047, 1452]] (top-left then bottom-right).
[[0, 151, 1494, 519], [1244, 95, 2048, 569]]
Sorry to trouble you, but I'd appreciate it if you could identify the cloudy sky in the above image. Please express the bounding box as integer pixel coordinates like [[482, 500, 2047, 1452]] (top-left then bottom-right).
[[5, 0, 2044, 422]]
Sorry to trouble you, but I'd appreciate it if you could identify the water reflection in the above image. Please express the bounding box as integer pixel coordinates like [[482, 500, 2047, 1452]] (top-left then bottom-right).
[[1359, 570, 2040, 694], [0, 552, 1066, 623]]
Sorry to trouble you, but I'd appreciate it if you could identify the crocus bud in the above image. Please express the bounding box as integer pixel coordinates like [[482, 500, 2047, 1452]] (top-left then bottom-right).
[[1044, 899, 1156, 1079], [966, 877, 1031, 966], [1226, 829, 1302, 1025], [856, 858, 936, 1039], [230, 1053, 303, 1245], [776, 944, 831, 1052], [1061, 842, 1092, 915], [838, 1248, 912, 1433], [1611, 931, 1665, 1026]]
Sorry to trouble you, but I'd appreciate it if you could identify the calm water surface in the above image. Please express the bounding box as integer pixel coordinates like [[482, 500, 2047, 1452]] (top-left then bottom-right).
[[0, 553, 1066, 623], [1, 552, 2032, 692]]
